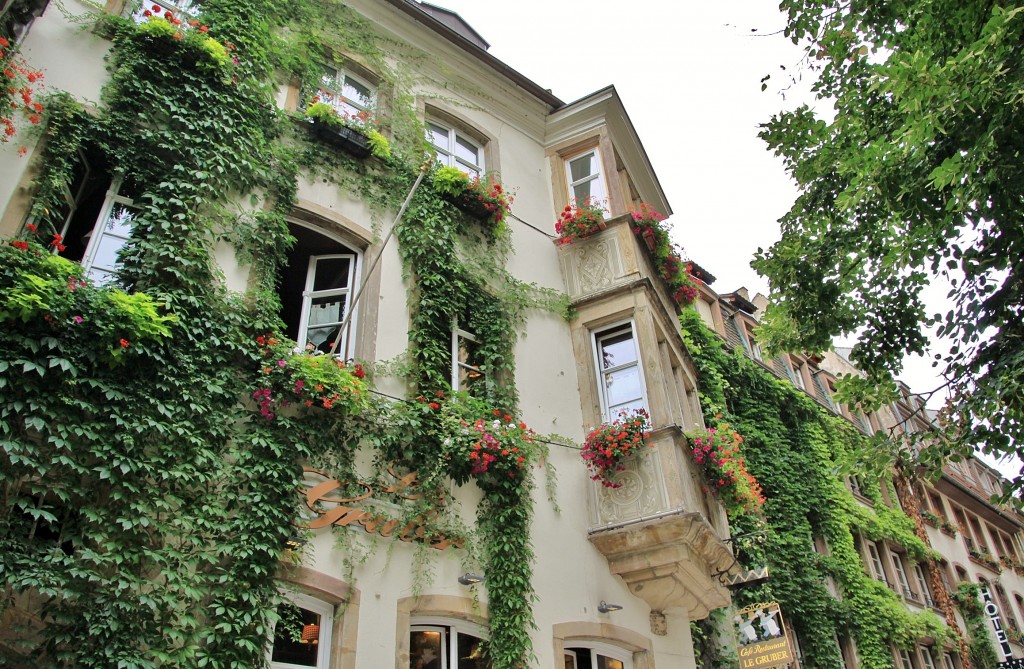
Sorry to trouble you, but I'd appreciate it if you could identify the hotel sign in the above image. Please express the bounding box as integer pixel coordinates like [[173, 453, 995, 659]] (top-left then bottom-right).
[[735, 602, 793, 669], [299, 467, 465, 551], [980, 584, 1014, 660]]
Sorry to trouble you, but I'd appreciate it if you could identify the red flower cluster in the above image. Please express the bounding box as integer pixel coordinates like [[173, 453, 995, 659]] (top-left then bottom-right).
[[1, 37, 44, 143], [629, 203, 699, 308], [461, 410, 535, 488], [690, 423, 765, 514], [581, 409, 652, 488], [555, 196, 606, 245], [254, 335, 367, 418]]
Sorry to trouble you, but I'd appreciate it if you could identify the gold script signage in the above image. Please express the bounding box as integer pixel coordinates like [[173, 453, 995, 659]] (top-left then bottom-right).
[[735, 602, 793, 669], [300, 467, 464, 551]]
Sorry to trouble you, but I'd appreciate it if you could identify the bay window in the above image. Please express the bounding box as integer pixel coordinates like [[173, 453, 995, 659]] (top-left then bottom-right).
[[565, 149, 606, 209], [593, 323, 645, 422]]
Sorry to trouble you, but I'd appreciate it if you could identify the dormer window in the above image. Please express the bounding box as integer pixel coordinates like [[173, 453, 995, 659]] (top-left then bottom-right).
[[317, 65, 375, 119], [427, 119, 483, 178]]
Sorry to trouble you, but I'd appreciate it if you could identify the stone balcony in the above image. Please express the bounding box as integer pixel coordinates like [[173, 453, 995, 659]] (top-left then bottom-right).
[[587, 426, 736, 623]]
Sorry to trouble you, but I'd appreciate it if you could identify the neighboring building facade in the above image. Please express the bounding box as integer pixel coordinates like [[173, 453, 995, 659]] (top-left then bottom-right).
[[690, 274, 1024, 668], [0, 0, 737, 667]]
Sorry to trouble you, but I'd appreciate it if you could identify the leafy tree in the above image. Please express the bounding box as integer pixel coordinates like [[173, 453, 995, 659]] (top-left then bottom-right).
[[753, 0, 1024, 491]]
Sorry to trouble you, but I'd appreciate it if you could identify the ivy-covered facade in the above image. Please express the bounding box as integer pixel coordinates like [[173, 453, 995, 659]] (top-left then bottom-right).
[[685, 281, 1024, 669], [0, 1, 736, 668]]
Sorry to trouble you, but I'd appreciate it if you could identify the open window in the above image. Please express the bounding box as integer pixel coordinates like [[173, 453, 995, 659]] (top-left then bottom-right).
[[452, 324, 484, 392], [34, 148, 140, 286], [268, 592, 333, 669], [409, 621, 488, 669], [279, 223, 361, 358], [593, 322, 646, 422]]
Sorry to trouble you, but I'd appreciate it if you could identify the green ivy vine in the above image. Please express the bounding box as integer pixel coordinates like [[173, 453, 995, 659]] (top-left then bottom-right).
[[680, 311, 947, 669], [2, 0, 565, 666]]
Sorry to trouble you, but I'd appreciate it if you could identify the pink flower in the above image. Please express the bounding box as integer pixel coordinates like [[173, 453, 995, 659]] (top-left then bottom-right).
[[72, 315, 83, 324]]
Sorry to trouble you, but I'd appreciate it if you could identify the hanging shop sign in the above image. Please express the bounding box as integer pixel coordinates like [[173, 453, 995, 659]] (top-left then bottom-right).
[[980, 584, 1014, 660], [735, 602, 793, 669], [299, 467, 465, 551]]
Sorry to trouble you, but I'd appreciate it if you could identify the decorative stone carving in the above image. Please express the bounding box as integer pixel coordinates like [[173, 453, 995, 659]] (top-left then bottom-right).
[[592, 450, 669, 528], [559, 234, 624, 299], [649, 610, 668, 636]]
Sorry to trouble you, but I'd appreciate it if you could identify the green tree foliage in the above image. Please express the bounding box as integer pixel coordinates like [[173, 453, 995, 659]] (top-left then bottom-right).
[[753, 0, 1024, 489]]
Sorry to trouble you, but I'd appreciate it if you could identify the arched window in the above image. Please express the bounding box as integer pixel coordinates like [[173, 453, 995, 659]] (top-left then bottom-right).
[[279, 222, 361, 358], [268, 592, 334, 669], [409, 619, 487, 669]]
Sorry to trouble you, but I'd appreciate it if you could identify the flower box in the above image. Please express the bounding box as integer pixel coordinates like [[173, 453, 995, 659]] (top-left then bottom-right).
[[441, 192, 496, 222], [311, 120, 372, 159]]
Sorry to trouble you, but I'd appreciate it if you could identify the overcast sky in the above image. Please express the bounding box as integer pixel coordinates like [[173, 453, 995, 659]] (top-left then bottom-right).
[[427, 1, 1017, 476]]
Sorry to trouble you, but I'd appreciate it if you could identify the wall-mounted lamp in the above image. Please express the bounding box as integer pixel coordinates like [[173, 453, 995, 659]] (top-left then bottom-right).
[[598, 601, 623, 613], [285, 535, 307, 551], [458, 573, 485, 585]]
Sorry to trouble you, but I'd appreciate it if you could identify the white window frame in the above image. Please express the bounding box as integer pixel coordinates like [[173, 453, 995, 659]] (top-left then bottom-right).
[[316, 65, 375, 119], [427, 119, 483, 178], [451, 325, 483, 392], [789, 358, 807, 391], [80, 178, 136, 286], [592, 321, 647, 423], [268, 591, 334, 669], [919, 647, 937, 669], [410, 618, 488, 669], [898, 649, 915, 669], [564, 641, 632, 669], [914, 564, 934, 606], [942, 653, 957, 669], [564, 148, 607, 211], [889, 550, 912, 598], [297, 253, 359, 359], [866, 541, 886, 584]]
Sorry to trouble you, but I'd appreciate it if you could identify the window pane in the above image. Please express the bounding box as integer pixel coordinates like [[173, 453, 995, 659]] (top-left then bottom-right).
[[600, 332, 637, 369], [308, 295, 346, 327], [596, 656, 624, 669], [271, 603, 322, 667], [457, 631, 489, 669], [604, 366, 642, 408], [342, 75, 372, 110], [312, 257, 351, 292], [568, 153, 597, 182], [90, 232, 130, 273], [428, 122, 450, 151], [410, 629, 443, 669], [454, 135, 480, 165]]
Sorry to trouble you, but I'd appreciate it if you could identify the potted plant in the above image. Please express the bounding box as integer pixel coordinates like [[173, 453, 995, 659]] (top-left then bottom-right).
[[432, 166, 513, 227], [252, 335, 369, 420], [555, 196, 607, 245], [920, 509, 941, 527], [581, 409, 652, 488], [688, 421, 765, 515], [304, 100, 391, 160], [133, 8, 233, 72], [939, 519, 958, 536]]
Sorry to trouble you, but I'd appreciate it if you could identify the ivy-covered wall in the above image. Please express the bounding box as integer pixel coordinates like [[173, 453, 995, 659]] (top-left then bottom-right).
[[680, 311, 948, 669], [0, 0, 575, 666]]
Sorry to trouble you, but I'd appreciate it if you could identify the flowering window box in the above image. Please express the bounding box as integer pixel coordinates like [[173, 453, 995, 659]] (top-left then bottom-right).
[[310, 119, 372, 159], [441, 192, 495, 222]]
